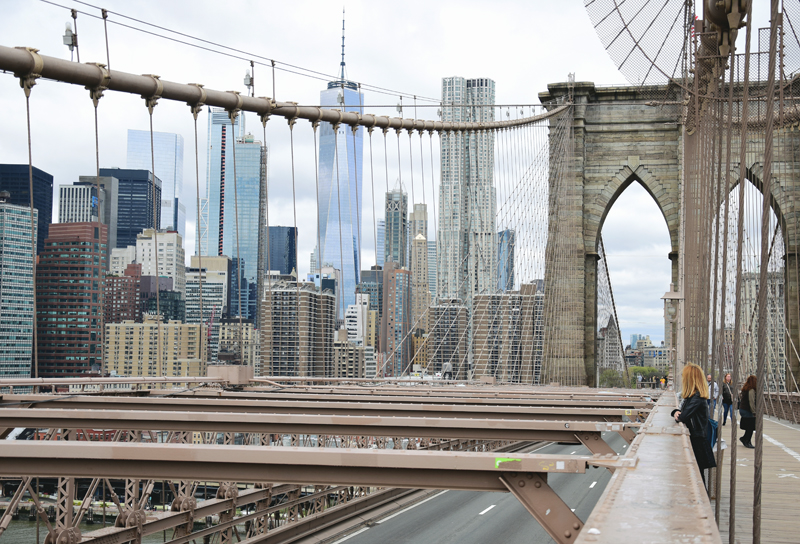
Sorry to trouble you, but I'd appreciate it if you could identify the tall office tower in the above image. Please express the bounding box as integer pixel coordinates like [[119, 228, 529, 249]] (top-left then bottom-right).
[[345, 293, 370, 345], [316, 38, 364, 318], [268, 226, 298, 275], [429, 299, 469, 379], [188, 256, 232, 315], [376, 220, 385, 267], [357, 265, 383, 324], [380, 262, 412, 376], [438, 77, 497, 303], [596, 315, 625, 374], [427, 240, 437, 299], [261, 280, 336, 377], [740, 271, 787, 386], [126, 130, 186, 238], [411, 234, 431, 332], [142, 281, 185, 323], [99, 168, 162, 249], [497, 229, 515, 291], [384, 187, 408, 267], [104, 263, 142, 324], [410, 203, 428, 238], [0, 164, 52, 254], [135, 229, 186, 296], [105, 315, 206, 378], [204, 110, 267, 309], [37, 222, 108, 377], [0, 192, 36, 379], [473, 283, 539, 383], [60, 177, 120, 251]]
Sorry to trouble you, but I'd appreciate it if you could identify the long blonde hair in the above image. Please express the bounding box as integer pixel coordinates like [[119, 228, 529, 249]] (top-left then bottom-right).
[[681, 363, 709, 399]]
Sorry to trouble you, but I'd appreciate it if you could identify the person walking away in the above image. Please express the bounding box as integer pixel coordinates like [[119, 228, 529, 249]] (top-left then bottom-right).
[[738, 375, 757, 449], [706, 374, 719, 416], [721, 373, 733, 426], [672, 363, 716, 484]]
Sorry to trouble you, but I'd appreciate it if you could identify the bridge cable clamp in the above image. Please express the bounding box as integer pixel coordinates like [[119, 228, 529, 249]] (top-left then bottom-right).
[[85, 63, 111, 107], [14, 47, 43, 97], [187, 83, 207, 120], [226, 90, 244, 122], [258, 96, 277, 127], [141, 74, 162, 114]]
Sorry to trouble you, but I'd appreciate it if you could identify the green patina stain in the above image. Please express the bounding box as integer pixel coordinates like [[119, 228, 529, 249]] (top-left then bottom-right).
[[495, 457, 521, 469]]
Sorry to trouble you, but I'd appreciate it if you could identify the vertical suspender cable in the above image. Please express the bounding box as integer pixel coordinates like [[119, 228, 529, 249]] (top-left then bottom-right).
[[21, 71, 38, 379], [189, 86, 206, 370], [227, 105, 244, 360], [146, 102, 162, 380]]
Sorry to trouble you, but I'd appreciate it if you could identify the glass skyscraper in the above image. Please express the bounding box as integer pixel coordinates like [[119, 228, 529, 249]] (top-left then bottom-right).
[[497, 229, 515, 291], [99, 168, 161, 249], [204, 109, 266, 321], [317, 76, 364, 318], [268, 226, 298, 276], [126, 130, 186, 238], [0, 164, 52, 254], [0, 193, 36, 380]]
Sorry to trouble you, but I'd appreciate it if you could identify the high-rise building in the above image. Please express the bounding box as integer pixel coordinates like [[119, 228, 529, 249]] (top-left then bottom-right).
[[380, 262, 411, 376], [428, 299, 469, 379], [60, 177, 120, 251], [268, 226, 298, 276], [110, 246, 136, 276], [126, 130, 186, 238], [185, 255, 232, 362], [135, 229, 186, 296], [345, 293, 370, 346], [316, 51, 364, 319], [307, 266, 341, 320], [188, 256, 232, 315], [37, 222, 108, 377], [105, 315, 206, 378], [597, 315, 624, 375], [0, 164, 52, 254], [203, 110, 267, 305], [357, 266, 383, 321], [411, 234, 431, 332], [497, 229, 515, 291], [384, 187, 408, 267], [99, 168, 162, 249], [410, 203, 428, 238], [438, 77, 497, 303], [333, 329, 366, 378], [740, 271, 786, 389], [427, 240, 437, 299], [376, 220, 385, 267], [260, 280, 336, 377], [219, 317, 260, 374], [104, 263, 142, 324], [473, 283, 539, 383], [0, 192, 37, 380]]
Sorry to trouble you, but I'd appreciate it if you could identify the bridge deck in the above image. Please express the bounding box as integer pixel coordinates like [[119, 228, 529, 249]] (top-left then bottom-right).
[[715, 415, 800, 544]]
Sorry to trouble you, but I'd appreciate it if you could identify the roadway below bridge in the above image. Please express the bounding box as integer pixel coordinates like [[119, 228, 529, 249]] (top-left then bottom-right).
[[305, 432, 628, 544]]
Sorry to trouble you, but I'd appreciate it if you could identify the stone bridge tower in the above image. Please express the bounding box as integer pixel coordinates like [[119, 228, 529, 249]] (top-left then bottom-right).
[[538, 82, 683, 386]]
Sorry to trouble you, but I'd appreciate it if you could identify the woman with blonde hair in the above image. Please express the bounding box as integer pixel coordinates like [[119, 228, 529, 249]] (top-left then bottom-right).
[[671, 363, 717, 482]]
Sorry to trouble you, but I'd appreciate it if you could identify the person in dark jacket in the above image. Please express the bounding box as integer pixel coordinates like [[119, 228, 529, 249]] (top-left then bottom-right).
[[721, 373, 733, 426], [672, 363, 717, 483], [738, 375, 757, 449]]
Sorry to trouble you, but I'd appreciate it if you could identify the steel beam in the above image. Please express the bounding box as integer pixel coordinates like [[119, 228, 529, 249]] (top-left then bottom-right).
[[0, 44, 565, 133], [0, 441, 632, 491], [0, 407, 630, 444]]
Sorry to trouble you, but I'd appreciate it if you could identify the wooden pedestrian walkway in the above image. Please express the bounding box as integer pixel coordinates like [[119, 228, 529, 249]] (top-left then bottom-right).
[[713, 415, 800, 543]]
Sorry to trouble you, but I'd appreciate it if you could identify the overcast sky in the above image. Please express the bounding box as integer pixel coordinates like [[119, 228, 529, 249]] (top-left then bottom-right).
[[0, 0, 721, 345]]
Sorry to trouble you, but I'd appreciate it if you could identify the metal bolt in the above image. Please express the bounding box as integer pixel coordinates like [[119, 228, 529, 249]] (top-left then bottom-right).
[[564, 530, 572, 538], [573, 522, 581, 530], [526, 473, 533, 479], [534, 481, 542, 488], [518, 481, 525, 487], [564, 423, 570, 429]]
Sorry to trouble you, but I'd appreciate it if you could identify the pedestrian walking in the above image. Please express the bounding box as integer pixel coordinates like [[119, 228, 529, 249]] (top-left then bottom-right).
[[672, 363, 716, 483], [738, 375, 757, 449], [706, 374, 719, 416], [721, 373, 733, 426]]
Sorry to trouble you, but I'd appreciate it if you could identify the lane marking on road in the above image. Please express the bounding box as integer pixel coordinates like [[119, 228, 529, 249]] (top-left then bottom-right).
[[570, 451, 576, 454], [377, 490, 448, 524], [763, 434, 800, 464], [479, 505, 496, 515], [589, 481, 597, 489], [571, 508, 575, 512], [331, 527, 369, 543]]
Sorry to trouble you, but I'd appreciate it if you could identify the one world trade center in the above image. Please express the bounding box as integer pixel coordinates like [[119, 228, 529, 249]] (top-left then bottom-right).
[[315, 17, 363, 318]]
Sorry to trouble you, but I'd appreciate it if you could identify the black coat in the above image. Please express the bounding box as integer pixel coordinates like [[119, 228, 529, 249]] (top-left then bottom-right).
[[722, 382, 733, 404], [672, 393, 708, 438], [671, 393, 717, 470]]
